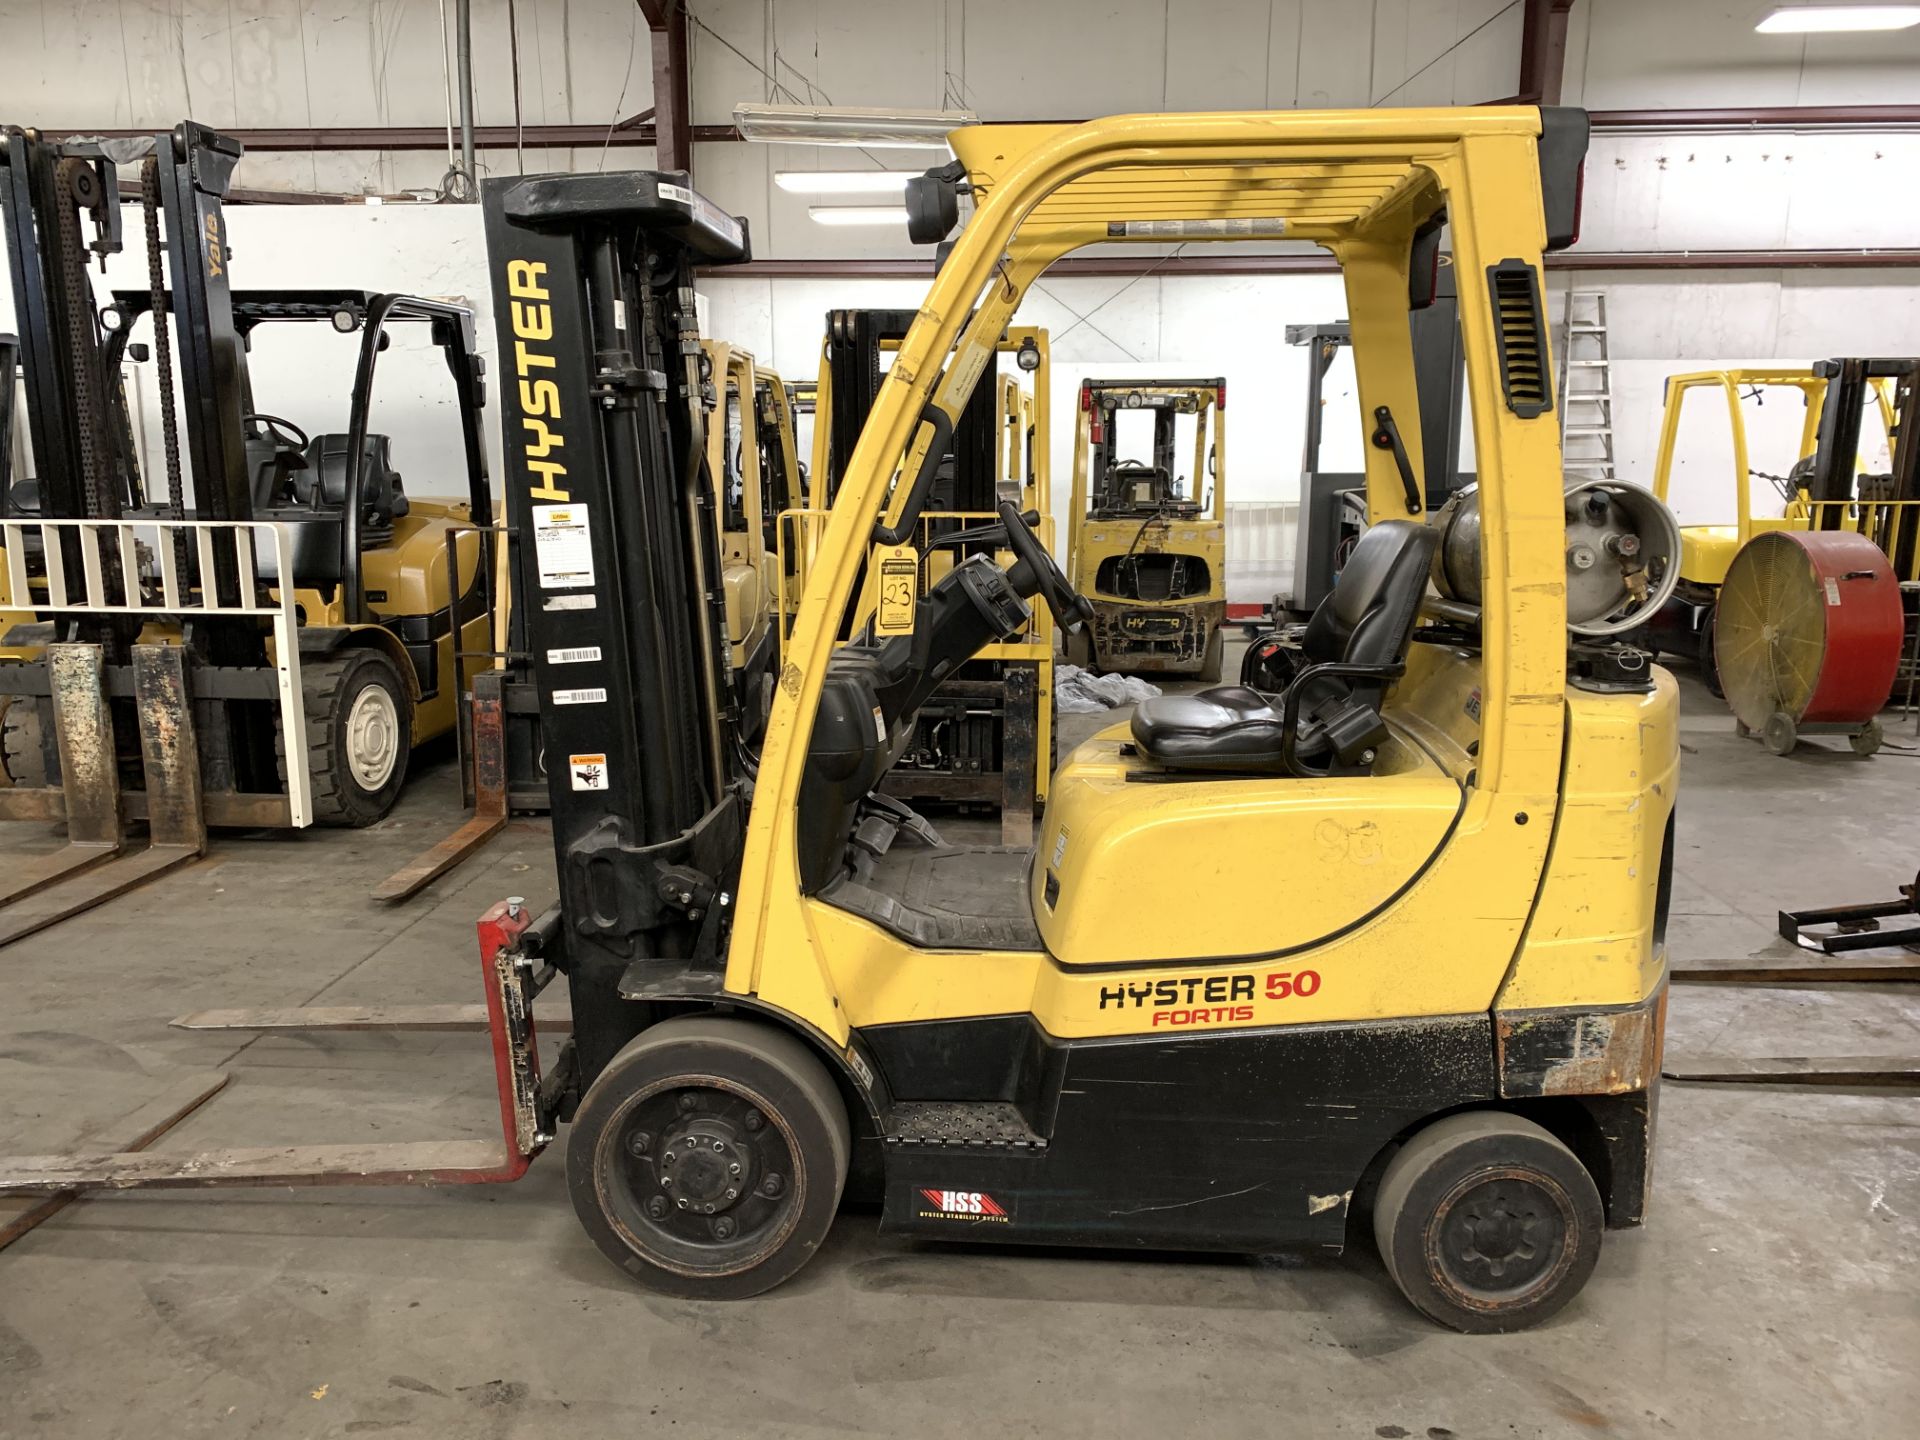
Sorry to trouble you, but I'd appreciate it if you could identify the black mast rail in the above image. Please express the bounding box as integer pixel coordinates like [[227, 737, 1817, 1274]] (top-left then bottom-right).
[[482, 170, 752, 1091]]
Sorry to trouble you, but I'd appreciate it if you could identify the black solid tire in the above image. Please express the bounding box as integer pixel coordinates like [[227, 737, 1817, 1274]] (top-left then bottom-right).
[[1699, 603, 1724, 699], [1373, 1111, 1603, 1334], [567, 1015, 851, 1300], [1197, 626, 1225, 683], [0, 696, 48, 788], [301, 648, 411, 827]]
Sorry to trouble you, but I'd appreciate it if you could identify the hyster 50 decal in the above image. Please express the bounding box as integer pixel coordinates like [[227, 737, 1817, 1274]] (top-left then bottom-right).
[[1098, 971, 1322, 1027], [917, 1189, 1010, 1223]]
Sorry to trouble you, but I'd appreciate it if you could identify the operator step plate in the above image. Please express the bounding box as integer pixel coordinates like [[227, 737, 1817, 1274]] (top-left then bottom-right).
[[884, 1101, 1047, 1150]]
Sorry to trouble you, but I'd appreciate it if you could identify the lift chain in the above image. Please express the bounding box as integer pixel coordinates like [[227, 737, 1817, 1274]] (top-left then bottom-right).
[[140, 158, 186, 527], [50, 157, 114, 520]]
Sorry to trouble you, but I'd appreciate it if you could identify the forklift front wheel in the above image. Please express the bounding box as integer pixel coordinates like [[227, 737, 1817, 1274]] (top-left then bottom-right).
[[568, 1015, 851, 1300], [1372, 1111, 1603, 1334], [301, 648, 412, 827]]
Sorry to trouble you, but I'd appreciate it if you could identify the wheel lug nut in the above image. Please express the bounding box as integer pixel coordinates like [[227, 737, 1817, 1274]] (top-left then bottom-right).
[[728, 1163, 741, 1176], [677, 1198, 689, 1209], [761, 1173, 783, 1197], [647, 1196, 669, 1220], [725, 1188, 737, 1200], [626, 1131, 652, 1157], [712, 1140, 725, 1152], [660, 1175, 673, 1188], [743, 1110, 763, 1132], [663, 1152, 675, 1164], [703, 1203, 715, 1214], [678, 1093, 698, 1112], [713, 1216, 736, 1240]]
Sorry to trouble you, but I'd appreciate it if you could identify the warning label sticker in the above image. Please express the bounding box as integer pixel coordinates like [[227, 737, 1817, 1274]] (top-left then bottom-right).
[[569, 753, 609, 791], [532, 504, 595, 589]]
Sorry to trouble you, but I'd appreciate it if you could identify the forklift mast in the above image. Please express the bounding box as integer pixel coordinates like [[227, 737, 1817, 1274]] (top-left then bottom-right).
[[482, 170, 753, 1090]]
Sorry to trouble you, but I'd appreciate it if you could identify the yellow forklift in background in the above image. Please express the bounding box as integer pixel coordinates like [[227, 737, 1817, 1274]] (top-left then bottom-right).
[[703, 341, 805, 741], [1066, 377, 1227, 678], [1647, 364, 1899, 690], [779, 318, 1055, 839]]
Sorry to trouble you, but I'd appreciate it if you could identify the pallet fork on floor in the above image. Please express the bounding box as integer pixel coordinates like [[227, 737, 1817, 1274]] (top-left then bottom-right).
[[0, 901, 554, 1202]]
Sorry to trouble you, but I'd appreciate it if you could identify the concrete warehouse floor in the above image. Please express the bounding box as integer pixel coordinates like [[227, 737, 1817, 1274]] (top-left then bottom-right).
[[2, 640, 1917, 1440]]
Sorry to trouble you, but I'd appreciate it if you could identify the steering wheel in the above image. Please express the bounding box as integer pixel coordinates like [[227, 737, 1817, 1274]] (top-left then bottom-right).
[[247, 413, 309, 451], [998, 500, 1093, 633]]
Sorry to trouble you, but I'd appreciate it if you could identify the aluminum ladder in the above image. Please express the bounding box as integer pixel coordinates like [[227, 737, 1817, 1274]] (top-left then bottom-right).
[[1559, 289, 1615, 480]]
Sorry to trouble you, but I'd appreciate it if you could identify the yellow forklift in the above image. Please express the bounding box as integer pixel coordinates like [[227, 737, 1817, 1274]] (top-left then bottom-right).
[[780, 315, 1056, 839], [1, 110, 1675, 1335], [703, 341, 805, 742], [1647, 364, 1901, 689], [0, 124, 491, 940], [1066, 377, 1227, 678]]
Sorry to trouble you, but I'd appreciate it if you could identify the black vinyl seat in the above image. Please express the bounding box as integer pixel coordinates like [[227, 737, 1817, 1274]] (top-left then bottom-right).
[[1130, 518, 1439, 775]]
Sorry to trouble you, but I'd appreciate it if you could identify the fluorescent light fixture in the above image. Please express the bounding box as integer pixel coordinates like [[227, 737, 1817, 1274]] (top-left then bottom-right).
[[1756, 5, 1920, 31], [735, 103, 974, 147], [808, 206, 911, 227], [774, 170, 916, 195]]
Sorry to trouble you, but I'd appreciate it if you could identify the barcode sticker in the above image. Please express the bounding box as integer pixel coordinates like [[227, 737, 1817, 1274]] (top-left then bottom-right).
[[553, 688, 607, 706], [547, 645, 603, 665]]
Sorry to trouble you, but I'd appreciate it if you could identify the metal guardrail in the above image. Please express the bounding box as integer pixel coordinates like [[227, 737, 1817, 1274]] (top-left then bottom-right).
[[3, 516, 312, 826]]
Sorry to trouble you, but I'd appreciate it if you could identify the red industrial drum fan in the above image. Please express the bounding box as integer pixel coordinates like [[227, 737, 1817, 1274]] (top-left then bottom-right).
[[1714, 529, 1903, 755]]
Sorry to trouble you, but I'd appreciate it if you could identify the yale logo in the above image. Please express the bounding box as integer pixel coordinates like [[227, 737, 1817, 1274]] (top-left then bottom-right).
[[506, 259, 569, 502]]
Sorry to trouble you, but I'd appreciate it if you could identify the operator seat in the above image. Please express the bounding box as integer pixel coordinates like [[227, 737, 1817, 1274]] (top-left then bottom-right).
[[1129, 518, 1438, 775], [298, 434, 410, 532]]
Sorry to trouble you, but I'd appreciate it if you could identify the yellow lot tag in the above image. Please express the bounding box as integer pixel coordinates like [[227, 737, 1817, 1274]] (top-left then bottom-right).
[[876, 545, 919, 635]]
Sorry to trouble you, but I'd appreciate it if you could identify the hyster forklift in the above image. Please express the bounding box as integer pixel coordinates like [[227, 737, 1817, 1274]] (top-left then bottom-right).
[[0, 110, 1672, 1336], [1066, 377, 1227, 678], [0, 122, 493, 921]]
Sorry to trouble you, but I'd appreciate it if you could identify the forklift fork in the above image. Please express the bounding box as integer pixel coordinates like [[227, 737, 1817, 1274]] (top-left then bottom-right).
[[0, 642, 205, 948], [0, 900, 552, 1195]]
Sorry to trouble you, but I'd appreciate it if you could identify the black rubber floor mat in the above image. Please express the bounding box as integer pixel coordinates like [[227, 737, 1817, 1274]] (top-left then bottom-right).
[[825, 844, 1041, 951]]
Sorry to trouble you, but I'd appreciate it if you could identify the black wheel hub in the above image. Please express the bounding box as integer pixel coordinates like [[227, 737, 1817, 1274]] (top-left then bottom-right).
[[603, 1084, 797, 1262], [1434, 1175, 1567, 1298]]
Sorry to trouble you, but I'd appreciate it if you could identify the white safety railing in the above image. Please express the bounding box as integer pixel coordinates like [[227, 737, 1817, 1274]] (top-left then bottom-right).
[[2, 518, 311, 827]]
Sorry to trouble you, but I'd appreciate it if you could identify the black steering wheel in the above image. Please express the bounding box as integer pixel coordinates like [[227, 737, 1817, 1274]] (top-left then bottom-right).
[[997, 500, 1094, 633], [247, 413, 310, 451]]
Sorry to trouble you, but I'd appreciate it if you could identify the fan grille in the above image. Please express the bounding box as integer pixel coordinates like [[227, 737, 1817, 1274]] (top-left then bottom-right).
[[1716, 532, 1828, 729]]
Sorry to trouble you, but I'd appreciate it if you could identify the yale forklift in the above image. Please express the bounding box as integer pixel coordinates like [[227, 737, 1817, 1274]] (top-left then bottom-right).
[[0, 109, 1671, 1336], [0, 122, 491, 940], [1066, 376, 1227, 678]]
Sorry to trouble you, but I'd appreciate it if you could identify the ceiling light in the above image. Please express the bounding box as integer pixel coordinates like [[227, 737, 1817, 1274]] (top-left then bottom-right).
[[774, 170, 915, 196], [1755, 5, 1920, 31], [735, 103, 974, 147], [808, 206, 911, 227]]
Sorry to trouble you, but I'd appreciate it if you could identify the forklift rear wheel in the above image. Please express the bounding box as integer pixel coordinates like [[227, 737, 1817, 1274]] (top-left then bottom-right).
[[1197, 627, 1225, 683], [1372, 1111, 1603, 1334], [568, 1015, 851, 1300], [302, 649, 411, 827]]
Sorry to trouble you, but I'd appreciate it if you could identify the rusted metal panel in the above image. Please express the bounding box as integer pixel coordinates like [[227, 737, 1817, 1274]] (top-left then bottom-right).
[[0, 1073, 228, 1249], [0, 787, 287, 828], [47, 644, 119, 848], [132, 644, 207, 853], [1496, 987, 1667, 1098]]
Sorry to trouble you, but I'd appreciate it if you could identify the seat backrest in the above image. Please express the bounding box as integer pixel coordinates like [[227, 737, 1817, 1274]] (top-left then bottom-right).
[[1301, 518, 1437, 671], [297, 433, 408, 526]]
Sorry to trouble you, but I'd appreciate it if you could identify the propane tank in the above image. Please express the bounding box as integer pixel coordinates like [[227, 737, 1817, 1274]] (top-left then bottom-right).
[[1430, 479, 1681, 636]]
